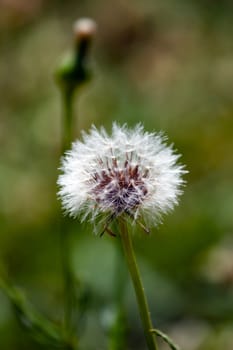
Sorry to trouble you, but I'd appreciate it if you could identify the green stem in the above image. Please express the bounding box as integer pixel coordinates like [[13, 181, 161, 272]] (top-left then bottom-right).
[[109, 237, 127, 350], [60, 218, 74, 335], [118, 220, 158, 350], [56, 19, 95, 348], [60, 87, 76, 341], [150, 329, 180, 350], [62, 88, 74, 153]]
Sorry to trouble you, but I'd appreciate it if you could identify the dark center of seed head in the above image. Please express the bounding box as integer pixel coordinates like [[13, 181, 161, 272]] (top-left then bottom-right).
[[91, 158, 148, 213]]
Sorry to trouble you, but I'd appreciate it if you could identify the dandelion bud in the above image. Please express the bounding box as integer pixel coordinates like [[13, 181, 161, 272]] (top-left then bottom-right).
[[55, 18, 96, 92], [73, 18, 97, 41]]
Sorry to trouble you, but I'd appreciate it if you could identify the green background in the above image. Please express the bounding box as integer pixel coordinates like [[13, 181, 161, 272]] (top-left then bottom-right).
[[0, 0, 233, 349]]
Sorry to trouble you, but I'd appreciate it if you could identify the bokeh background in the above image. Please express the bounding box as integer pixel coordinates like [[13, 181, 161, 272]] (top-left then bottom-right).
[[0, 0, 233, 349]]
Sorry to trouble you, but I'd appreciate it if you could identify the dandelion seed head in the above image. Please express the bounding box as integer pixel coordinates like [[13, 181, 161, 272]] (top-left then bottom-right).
[[58, 123, 186, 227]]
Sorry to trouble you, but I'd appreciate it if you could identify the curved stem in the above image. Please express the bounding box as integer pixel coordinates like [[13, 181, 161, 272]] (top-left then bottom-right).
[[118, 220, 158, 350], [150, 329, 180, 350]]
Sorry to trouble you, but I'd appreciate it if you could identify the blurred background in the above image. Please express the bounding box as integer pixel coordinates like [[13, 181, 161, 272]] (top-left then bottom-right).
[[0, 0, 233, 349]]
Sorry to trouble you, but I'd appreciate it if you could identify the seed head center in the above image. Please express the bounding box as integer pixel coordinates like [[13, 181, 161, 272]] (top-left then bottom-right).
[[91, 158, 148, 213]]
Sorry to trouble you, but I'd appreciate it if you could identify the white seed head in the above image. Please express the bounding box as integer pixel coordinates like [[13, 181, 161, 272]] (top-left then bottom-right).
[[58, 123, 186, 228]]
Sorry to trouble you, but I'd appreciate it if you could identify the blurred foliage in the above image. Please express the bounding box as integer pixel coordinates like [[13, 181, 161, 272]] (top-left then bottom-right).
[[0, 0, 233, 349]]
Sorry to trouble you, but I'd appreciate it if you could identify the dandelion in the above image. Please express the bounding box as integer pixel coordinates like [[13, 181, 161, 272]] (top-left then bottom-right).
[[58, 123, 185, 232], [58, 123, 186, 350]]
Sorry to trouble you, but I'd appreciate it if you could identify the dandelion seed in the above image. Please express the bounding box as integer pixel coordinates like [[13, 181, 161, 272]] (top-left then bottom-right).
[[57, 123, 186, 230]]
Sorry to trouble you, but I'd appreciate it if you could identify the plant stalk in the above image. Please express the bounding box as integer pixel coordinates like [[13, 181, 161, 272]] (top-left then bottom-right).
[[56, 18, 96, 348], [62, 88, 74, 153], [109, 236, 127, 350], [60, 87, 76, 340], [118, 219, 158, 350]]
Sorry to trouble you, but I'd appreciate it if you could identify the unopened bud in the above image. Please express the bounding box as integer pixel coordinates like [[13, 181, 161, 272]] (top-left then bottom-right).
[[73, 18, 97, 41], [56, 18, 96, 93]]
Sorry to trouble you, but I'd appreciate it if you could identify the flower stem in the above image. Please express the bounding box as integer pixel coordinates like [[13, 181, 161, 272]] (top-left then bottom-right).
[[62, 88, 74, 153], [60, 221, 74, 335], [109, 236, 127, 350], [60, 87, 76, 339], [118, 220, 158, 350]]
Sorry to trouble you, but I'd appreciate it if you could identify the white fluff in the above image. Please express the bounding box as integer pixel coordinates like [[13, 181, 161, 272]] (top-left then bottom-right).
[[58, 123, 186, 228]]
